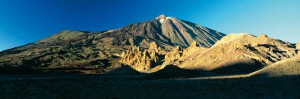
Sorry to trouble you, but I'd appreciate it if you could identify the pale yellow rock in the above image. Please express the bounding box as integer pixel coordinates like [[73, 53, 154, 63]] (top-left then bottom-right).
[[296, 43, 300, 49], [162, 41, 207, 67], [249, 55, 300, 77], [119, 42, 164, 72], [164, 46, 183, 62], [179, 33, 299, 71], [189, 41, 199, 47], [149, 42, 158, 52]]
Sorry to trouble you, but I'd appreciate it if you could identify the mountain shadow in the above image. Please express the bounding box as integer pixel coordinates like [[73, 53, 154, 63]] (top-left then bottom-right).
[[210, 60, 264, 75], [144, 65, 216, 79], [105, 65, 142, 75], [1, 74, 299, 98], [0, 66, 37, 74], [0, 66, 91, 74]]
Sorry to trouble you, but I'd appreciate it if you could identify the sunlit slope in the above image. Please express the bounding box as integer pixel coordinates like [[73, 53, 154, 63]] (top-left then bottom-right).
[[178, 34, 299, 74], [249, 55, 300, 77]]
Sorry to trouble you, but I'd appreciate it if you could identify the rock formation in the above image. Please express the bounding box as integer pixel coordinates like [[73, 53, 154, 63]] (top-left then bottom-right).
[[120, 40, 209, 72], [182, 41, 207, 57], [163, 46, 184, 65], [120, 42, 164, 71], [162, 41, 206, 65]]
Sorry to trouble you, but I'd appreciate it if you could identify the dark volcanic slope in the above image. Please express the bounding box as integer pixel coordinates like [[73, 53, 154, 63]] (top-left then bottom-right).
[[0, 15, 225, 73], [105, 14, 225, 48]]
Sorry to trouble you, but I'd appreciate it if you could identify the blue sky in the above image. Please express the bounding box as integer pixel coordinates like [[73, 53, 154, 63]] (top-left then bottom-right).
[[0, 0, 300, 51]]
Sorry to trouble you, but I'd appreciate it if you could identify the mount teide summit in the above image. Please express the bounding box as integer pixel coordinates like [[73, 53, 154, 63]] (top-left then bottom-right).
[[0, 15, 225, 73], [95, 14, 225, 49]]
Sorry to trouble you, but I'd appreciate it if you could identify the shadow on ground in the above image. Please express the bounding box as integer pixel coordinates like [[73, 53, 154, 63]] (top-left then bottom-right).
[[0, 74, 299, 99], [143, 65, 217, 79], [0, 63, 299, 98], [211, 61, 264, 75]]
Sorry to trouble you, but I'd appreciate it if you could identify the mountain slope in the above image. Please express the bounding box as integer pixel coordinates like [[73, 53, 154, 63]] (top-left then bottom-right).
[[177, 33, 299, 74], [106, 14, 225, 48], [249, 55, 300, 77], [0, 15, 225, 73]]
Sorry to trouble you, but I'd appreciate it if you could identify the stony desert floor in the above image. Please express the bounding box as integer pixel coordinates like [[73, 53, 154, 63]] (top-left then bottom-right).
[[0, 74, 299, 99]]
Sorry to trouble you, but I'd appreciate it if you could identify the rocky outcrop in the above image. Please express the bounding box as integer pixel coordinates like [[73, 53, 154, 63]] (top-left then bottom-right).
[[162, 41, 208, 66], [120, 42, 164, 71], [162, 46, 183, 66], [182, 41, 207, 57], [120, 41, 208, 72], [164, 46, 183, 62]]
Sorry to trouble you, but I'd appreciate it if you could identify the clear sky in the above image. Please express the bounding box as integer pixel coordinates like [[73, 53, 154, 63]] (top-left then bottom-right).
[[0, 0, 300, 51]]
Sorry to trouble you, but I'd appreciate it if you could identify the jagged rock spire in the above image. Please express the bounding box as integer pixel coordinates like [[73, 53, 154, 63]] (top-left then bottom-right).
[[174, 46, 183, 52], [120, 42, 163, 71], [190, 41, 199, 47], [149, 42, 159, 52]]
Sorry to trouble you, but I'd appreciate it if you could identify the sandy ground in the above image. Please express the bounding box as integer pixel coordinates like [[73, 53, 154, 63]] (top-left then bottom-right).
[[0, 74, 299, 99]]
